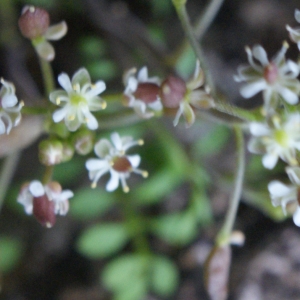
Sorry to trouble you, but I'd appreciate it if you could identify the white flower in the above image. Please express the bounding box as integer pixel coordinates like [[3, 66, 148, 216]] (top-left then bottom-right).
[[49, 68, 106, 132], [248, 113, 300, 169], [268, 166, 300, 226], [0, 78, 22, 135], [234, 43, 300, 112], [17, 180, 73, 227], [85, 132, 148, 193], [286, 9, 300, 51], [123, 66, 163, 119]]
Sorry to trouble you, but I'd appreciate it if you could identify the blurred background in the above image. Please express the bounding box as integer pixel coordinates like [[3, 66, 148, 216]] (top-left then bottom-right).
[[1, 0, 300, 299]]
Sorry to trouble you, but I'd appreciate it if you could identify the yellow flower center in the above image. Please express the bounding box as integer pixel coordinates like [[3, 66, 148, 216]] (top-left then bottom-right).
[[274, 129, 289, 146], [70, 93, 86, 106]]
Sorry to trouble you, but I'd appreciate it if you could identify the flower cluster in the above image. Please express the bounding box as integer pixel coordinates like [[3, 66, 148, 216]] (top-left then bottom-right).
[[85, 132, 148, 193], [0, 79, 22, 135], [123, 62, 214, 127], [17, 180, 73, 227], [235, 9, 300, 226]]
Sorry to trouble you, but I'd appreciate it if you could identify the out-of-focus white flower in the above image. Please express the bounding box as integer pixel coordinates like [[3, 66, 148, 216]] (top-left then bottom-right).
[[18, 5, 67, 61], [248, 113, 300, 169], [0, 79, 22, 135], [160, 61, 214, 127], [234, 43, 300, 113], [49, 68, 106, 132], [268, 166, 300, 226], [17, 180, 73, 227], [85, 132, 148, 193], [123, 66, 163, 119], [286, 9, 300, 50]]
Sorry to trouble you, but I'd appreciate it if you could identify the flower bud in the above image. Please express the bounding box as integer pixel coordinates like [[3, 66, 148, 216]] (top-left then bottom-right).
[[61, 142, 74, 162], [73, 129, 95, 155], [204, 245, 231, 300], [18, 6, 50, 39], [39, 139, 63, 166], [33, 194, 56, 228], [160, 76, 186, 108]]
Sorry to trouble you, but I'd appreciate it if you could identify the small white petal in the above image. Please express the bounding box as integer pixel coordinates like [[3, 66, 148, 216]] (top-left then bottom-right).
[[249, 122, 270, 136], [268, 180, 293, 197], [252, 45, 269, 66], [295, 9, 300, 23], [127, 154, 141, 168], [111, 132, 123, 150], [94, 139, 112, 158], [58, 73, 73, 93], [52, 107, 68, 123], [106, 170, 120, 192], [240, 81, 266, 98], [35, 41, 55, 61], [29, 180, 45, 197], [86, 81, 106, 98], [278, 87, 299, 105], [44, 21, 68, 40], [137, 66, 148, 82], [262, 153, 278, 169], [86, 158, 109, 171], [293, 206, 300, 226]]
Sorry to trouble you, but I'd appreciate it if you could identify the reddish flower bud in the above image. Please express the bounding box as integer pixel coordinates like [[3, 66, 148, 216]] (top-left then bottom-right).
[[133, 83, 160, 104], [33, 195, 56, 228], [160, 76, 187, 108], [264, 63, 279, 85], [18, 6, 50, 39]]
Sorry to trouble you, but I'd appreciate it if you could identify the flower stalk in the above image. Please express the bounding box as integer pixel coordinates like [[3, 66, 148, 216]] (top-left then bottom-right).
[[216, 126, 245, 246]]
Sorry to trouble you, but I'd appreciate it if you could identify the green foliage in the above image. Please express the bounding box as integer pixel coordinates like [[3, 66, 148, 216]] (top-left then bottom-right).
[[175, 46, 196, 78], [150, 255, 179, 296], [0, 236, 22, 273], [102, 254, 178, 300], [70, 187, 115, 220], [102, 254, 149, 300], [151, 211, 198, 246], [194, 124, 231, 157], [76, 223, 129, 259]]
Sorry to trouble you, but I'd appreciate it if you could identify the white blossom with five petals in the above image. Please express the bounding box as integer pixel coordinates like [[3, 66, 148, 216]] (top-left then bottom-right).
[[85, 132, 148, 193], [234, 43, 300, 113], [248, 113, 300, 169], [49, 68, 106, 132]]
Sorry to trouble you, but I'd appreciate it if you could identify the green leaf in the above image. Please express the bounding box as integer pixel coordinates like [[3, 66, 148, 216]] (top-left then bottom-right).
[[113, 280, 148, 300], [102, 254, 149, 293], [151, 211, 197, 245], [150, 255, 179, 296], [76, 223, 129, 259], [194, 124, 230, 157], [0, 236, 22, 273], [70, 187, 115, 220], [175, 46, 196, 78], [53, 157, 85, 185], [133, 169, 183, 205]]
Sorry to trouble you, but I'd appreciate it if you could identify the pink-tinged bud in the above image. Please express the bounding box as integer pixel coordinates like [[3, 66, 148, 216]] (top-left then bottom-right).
[[204, 245, 231, 300], [112, 156, 132, 172], [264, 63, 278, 85], [18, 6, 50, 39], [73, 130, 95, 155], [133, 83, 160, 104], [33, 195, 56, 228], [160, 76, 186, 108]]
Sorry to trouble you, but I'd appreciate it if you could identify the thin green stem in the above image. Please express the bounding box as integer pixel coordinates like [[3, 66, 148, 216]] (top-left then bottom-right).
[[194, 0, 225, 42], [121, 196, 150, 254], [42, 165, 54, 185], [0, 151, 21, 211], [38, 57, 55, 97], [216, 126, 245, 246], [175, 4, 215, 93]]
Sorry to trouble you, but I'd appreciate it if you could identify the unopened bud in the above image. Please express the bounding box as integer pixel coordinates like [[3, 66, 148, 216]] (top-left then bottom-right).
[[73, 130, 95, 155], [18, 6, 50, 39], [33, 194, 56, 228], [160, 76, 186, 108], [39, 139, 63, 166], [204, 245, 231, 300], [61, 142, 74, 162]]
